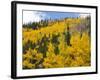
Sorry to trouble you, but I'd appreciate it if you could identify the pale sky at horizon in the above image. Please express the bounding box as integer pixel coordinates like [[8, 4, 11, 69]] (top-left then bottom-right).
[[23, 11, 90, 24]]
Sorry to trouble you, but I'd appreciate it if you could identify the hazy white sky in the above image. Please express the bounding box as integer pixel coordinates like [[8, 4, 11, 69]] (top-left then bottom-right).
[[79, 14, 90, 18], [23, 11, 90, 24], [23, 11, 47, 24]]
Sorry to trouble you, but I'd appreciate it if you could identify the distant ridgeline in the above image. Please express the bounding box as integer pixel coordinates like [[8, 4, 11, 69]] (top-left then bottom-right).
[[23, 16, 91, 34]]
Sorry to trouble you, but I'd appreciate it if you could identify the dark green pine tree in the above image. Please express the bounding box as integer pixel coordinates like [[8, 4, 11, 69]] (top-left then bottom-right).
[[65, 24, 71, 46]]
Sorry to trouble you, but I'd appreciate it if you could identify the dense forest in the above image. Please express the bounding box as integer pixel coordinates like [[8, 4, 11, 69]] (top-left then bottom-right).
[[22, 16, 91, 69]]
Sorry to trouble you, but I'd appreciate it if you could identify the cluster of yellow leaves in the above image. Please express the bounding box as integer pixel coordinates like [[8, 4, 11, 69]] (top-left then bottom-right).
[[23, 48, 43, 69], [43, 32, 90, 68], [22, 18, 91, 69], [23, 18, 81, 45], [67, 32, 91, 67]]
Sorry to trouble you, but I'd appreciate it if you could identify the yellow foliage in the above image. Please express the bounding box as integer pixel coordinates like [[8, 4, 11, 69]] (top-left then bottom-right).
[[43, 54, 65, 68], [22, 18, 91, 69], [23, 48, 43, 69]]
